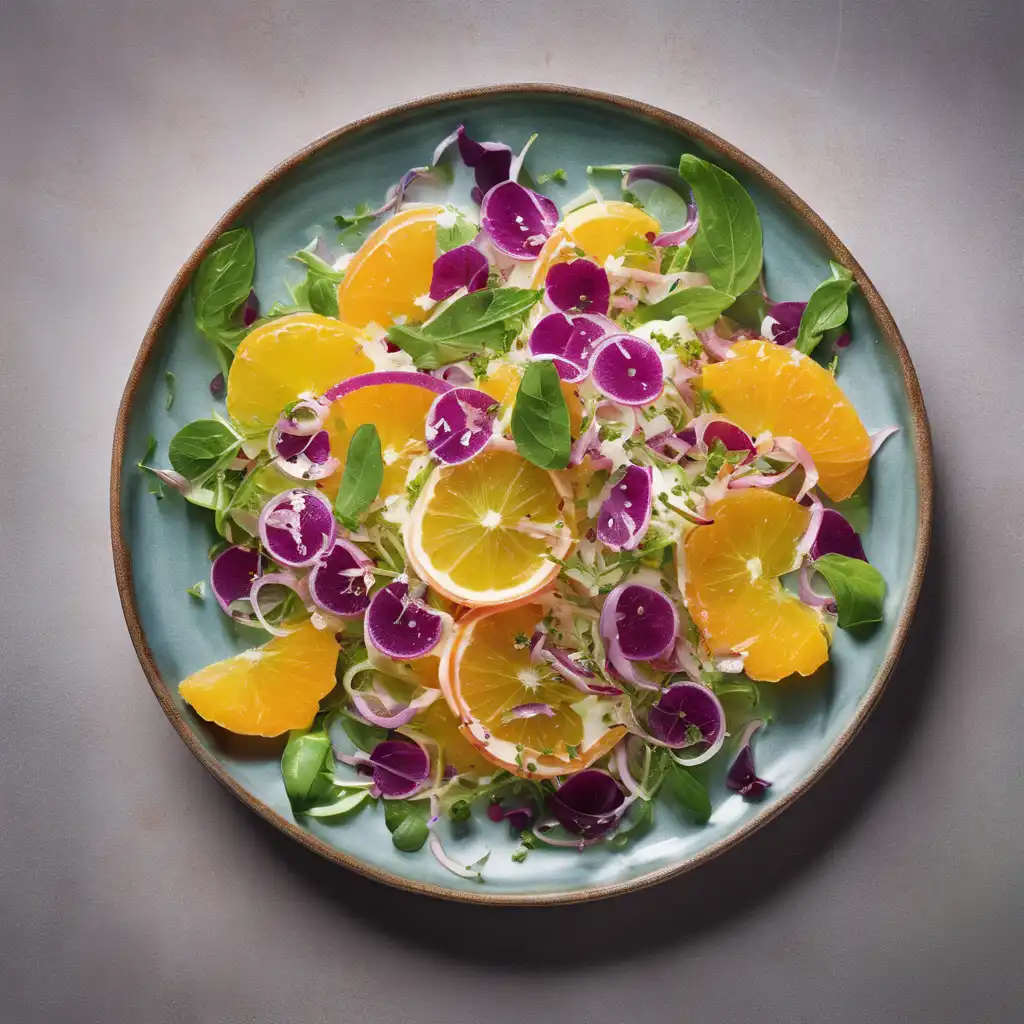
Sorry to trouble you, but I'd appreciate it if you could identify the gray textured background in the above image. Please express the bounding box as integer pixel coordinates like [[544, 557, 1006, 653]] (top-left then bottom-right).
[[2, 1, 1022, 1021]]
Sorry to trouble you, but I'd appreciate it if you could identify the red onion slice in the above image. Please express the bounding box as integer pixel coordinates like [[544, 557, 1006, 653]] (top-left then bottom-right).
[[351, 689, 441, 731], [480, 181, 559, 260], [698, 327, 735, 361], [429, 244, 489, 301], [869, 425, 900, 455], [365, 581, 445, 660], [599, 583, 678, 665], [367, 740, 431, 799], [425, 387, 497, 464], [248, 572, 310, 637], [549, 770, 627, 839], [210, 546, 262, 620], [726, 719, 771, 798], [545, 259, 611, 315], [622, 164, 699, 246], [798, 560, 837, 613], [308, 538, 373, 617], [589, 334, 665, 406], [648, 682, 726, 765], [501, 702, 555, 723], [597, 464, 654, 551], [541, 648, 622, 695], [773, 436, 819, 502], [324, 370, 451, 403], [258, 488, 336, 568]]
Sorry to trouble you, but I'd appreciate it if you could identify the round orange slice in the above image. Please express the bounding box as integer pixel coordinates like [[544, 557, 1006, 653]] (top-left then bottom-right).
[[178, 621, 339, 736], [226, 313, 372, 431], [701, 340, 871, 501], [441, 602, 625, 779], [684, 489, 829, 682], [336, 205, 446, 328]]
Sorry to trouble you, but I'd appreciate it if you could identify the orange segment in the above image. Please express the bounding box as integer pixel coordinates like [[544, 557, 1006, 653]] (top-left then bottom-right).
[[442, 603, 625, 779], [178, 622, 339, 736], [227, 313, 373, 430], [684, 490, 829, 682], [336, 205, 445, 328], [701, 340, 871, 501], [321, 381, 436, 501]]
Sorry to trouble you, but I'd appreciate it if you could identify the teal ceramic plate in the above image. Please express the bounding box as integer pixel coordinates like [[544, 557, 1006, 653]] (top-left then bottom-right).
[[111, 85, 932, 905]]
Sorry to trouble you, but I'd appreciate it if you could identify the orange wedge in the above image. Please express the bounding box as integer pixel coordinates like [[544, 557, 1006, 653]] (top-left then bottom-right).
[[684, 489, 829, 682], [178, 622, 339, 736], [335, 205, 445, 328], [226, 313, 372, 431], [441, 602, 625, 779], [701, 340, 871, 501]]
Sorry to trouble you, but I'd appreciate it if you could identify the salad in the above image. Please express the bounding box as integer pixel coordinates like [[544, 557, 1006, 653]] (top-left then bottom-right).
[[141, 124, 896, 880]]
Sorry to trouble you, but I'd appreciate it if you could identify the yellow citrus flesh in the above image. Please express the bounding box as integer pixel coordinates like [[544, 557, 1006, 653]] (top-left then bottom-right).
[[443, 603, 624, 779], [701, 340, 871, 501], [335, 205, 445, 328], [178, 622, 339, 737], [405, 448, 571, 606], [320, 381, 437, 501], [226, 313, 373, 431], [684, 490, 829, 682], [530, 201, 661, 285]]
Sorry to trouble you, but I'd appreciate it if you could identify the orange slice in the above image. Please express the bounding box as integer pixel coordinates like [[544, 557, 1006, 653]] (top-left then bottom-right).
[[684, 489, 829, 682], [178, 622, 339, 736], [335, 205, 446, 328], [404, 448, 572, 606], [226, 313, 372, 431], [441, 602, 625, 779], [701, 340, 871, 501]]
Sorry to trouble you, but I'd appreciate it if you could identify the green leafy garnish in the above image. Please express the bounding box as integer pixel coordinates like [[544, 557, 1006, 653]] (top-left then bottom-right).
[[338, 711, 388, 753], [405, 461, 435, 507], [435, 209, 478, 253], [678, 154, 763, 295], [192, 227, 256, 371], [660, 242, 693, 274], [812, 553, 886, 629], [304, 790, 371, 819], [281, 720, 337, 813], [633, 285, 735, 329], [795, 262, 856, 355], [186, 581, 205, 600], [511, 360, 571, 470], [164, 371, 175, 411], [663, 762, 712, 824], [606, 799, 655, 849], [168, 419, 241, 483], [384, 800, 430, 852], [537, 168, 567, 185], [333, 424, 383, 531]]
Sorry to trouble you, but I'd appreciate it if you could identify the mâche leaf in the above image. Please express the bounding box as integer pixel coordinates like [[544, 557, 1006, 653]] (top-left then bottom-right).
[[384, 799, 430, 852], [633, 285, 735, 329], [795, 262, 856, 355], [812, 553, 886, 629], [511, 360, 571, 470], [281, 720, 335, 812], [168, 419, 241, 483], [333, 424, 383, 531]]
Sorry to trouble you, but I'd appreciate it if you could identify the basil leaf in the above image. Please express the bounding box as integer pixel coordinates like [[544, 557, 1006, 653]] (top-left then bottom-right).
[[664, 762, 712, 824], [725, 289, 768, 331], [812, 553, 886, 629], [660, 242, 693, 274], [634, 285, 734, 329], [384, 800, 430, 852], [606, 799, 655, 849], [435, 210, 478, 254], [168, 419, 241, 482], [511, 360, 571, 470], [307, 275, 340, 317], [795, 262, 856, 354], [281, 721, 335, 812], [678, 155, 763, 295], [290, 247, 344, 281], [193, 228, 255, 339], [339, 713, 388, 753], [333, 424, 383, 531], [304, 789, 370, 819]]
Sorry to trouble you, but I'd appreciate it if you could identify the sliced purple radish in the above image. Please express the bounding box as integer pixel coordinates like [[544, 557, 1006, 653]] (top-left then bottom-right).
[[425, 387, 497, 464], [544, 259, 611, 315], [597, 464, 654, 551], [726, 719, 771, 798], [429, 244, 489, 301], [590, 334, 665, 406], [480, 181, 559, 260], [210, 546, 262, 619], [365, 582, 445, 660], [324, 370, 451, 403], [646, 682, 726, 765], [258, 488, 336, 568], [761, 301, 806, 346], [702, 420, 755, 462], [307, 538, 373, 617], [549, 770, 627, 839], [811, 508, 867, 562], [600, 583, 678, 663], [456, 127, 514, 198], [368, 740, 431, 799]]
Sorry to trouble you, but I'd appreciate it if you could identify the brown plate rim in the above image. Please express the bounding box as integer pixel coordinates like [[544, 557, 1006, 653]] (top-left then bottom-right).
[[110, 82, 933, 906]]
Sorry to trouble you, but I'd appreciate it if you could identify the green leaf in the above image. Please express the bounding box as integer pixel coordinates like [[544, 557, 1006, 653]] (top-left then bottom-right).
[[606, 799, 655, 849], [435, 209, 479, 253], [384, 800, 430, 852], [186, 581, 205, 600], [168, 419, 241, 482], [678, 154, 763, 295], [304, 790, 370, 819], [627, 178, 690, 232], [634, 285, 735, 329], [333, 424, 383, 531], [289, 247, 344, 281], [725, 289, 768, 331], [192, 228, 255, 357], [511, 360, 571, 470], [307, 275, 340, 317], [537, 168, 567, 185], [795, 262, 856, 354], [664, 763, 712, 824], [164, 371, 175, 411], [812, 553, 886, 629], [339, 713, 388, 753], [281, 722, 335, 812], [660, 242, 693, 274]]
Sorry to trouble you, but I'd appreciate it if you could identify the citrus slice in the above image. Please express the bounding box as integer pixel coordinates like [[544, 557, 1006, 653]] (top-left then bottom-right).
[[530, 200, 661, 286], [226, 313, 372, 431], [441, 602, 625, 779], [478, 363, 584, 434], [701, 340, 871, 501], [404, 448, 572, 606], [335, 205, 446, 328], [178, 621, 339, 736], [683, 489, 829, 682]]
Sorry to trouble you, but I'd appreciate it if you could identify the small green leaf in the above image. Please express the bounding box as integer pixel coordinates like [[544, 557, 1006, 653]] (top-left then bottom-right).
[[307, 275, 340, 317], [304, 790, 370, 819], [435, 209, 479, 253], [812, 553, 886, 629], [384, 800, 430, 852], [633, 285, 735, 329], [168, 419, 241, 483], [164, 371, 175, 411], [725, 289, 768, 331], [795, 262, 856, 354], [678, 154, 763, 296], [192, 228, 255, 367], [511, 360, 571, 470], [664, 763, 712, 824], [537, 168, 567, 185], [186, 581, 205, 600], [606, 799, 655, 849], [339, 713, 388, 753], [660, 242, 693, 274], [333, 424, 383, 531], [281, 722, 335, 812]]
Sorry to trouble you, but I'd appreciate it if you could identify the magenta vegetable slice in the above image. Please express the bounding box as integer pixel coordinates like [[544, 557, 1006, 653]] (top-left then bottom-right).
[[365, 582, 444, 660], [480, 181, 559, 260], [549, 770, 627, 838], [702, 420, 755, 461], [307, 538, 373, 617], [597, 464, 654, 551], [544, 259, 611, 315], [368, 740, 431, 799], [646, 682, 726, 764], [811, 508, 868, 562], [726, 719, 771, 798], [589, 334, 665, 406], [425, 387, 496, 464], [210, 545, 262, 618], [456, 126, 514, 200], [761, 301, 806, 346], [429, 244, 489, 301], [258, 488, 336, 568], [600, 583, 678, 662], [324, 370, 451, 403], [623, 164, 698, 246]]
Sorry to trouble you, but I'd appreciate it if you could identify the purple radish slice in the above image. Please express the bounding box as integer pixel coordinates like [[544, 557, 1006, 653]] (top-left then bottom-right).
[[210, 546, 262, 619], [429, 244, 490, 301], [258, 488, 336, 568], [308, 538, 373, 617], [810, 508, 868, 562], [549, 770, 627, 839], [589, 334, 665, 406], [544, 259, 611, 315], [726, 719, 771, 798], [365, 582, 445, 660], [597, 464, 654, 551], [425, 387, 496, 464], [761, 301, 806, 346], [702, 420, 755, 462], [600, 583, 678, 663], [368, 740, 431, 799], [480, 181, 559, 260], [456, 127, 514, 198], [647, 682, 726, 765]]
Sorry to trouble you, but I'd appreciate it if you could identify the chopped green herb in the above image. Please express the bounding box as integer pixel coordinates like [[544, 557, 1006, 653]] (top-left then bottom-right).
[[186, 581, 205, 600], [537, 168, 567, 185], [164, 371, 175, 411]]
